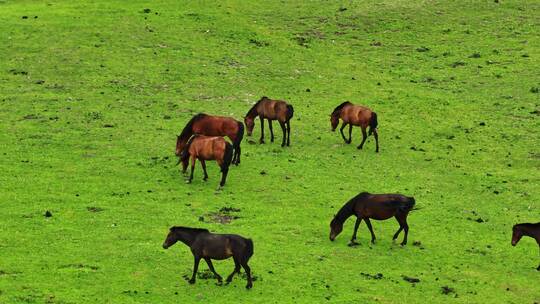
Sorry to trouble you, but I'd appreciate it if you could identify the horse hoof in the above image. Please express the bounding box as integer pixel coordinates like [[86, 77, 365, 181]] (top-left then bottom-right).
[[348, 241, 359, 247], [186, 180, 192, 184], [246, 284, 253, 289], [188, 279, 196, 284]]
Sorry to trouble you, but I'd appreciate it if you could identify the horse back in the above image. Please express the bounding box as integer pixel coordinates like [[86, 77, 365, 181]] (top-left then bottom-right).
[[192, 233, 250, 260], [259, 99, 288, 120], [192, 115, 237, 138], [342, 105, 372, 127], [354, 193, 412, 220], [190, 136, 226, 160]]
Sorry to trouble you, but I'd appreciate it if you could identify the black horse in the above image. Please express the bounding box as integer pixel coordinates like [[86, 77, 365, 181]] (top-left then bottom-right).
[[512, 222, 540, 270], [163, 226, 254, 288], [329, 192, 417, 246]]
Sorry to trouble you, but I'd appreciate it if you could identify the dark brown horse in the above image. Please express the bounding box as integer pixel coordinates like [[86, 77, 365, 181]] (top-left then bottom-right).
[[511, 222, 540, 270], [244, 96, 294, 147], [163, 226, 254, 289], [329, 192, 416, 246], [176, 113, 244, 165], [330, 101, 379, 152], [179, 135, 233, 188]]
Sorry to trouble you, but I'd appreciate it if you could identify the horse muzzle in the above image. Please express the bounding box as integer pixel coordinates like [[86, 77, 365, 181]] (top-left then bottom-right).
[[162, 243, 169, 249]]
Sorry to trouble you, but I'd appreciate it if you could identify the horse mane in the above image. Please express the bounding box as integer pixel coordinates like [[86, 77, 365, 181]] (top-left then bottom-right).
[[333, 192, 370, 224], [179, 113, 207, 141], [246, 96, 268, 117], [180, 135, 198, 160], [170, 226, 209, 233], [331, 101, 352, 117], [514, 222, 540, 229]]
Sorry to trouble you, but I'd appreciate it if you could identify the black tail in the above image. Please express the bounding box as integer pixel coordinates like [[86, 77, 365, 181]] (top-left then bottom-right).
[[368, 112, 378, 136], [234, 122, 244, 150], [245, 239, 254, 259], [221, 143, 233, 172], [286, 104, 294, 121], [399, 198, 416, 213]]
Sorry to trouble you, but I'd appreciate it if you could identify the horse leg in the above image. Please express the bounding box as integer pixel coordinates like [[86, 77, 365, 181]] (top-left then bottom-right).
[[259, 115, 265, 144], [279, 121, 286, 147], [268, 120, 274, 142], [373, 128, 379, 153], [234, 145, 241, 165], [189, 256, 201, 284], [357, 127, 367, 150], [340, 123, 349, 143], [200, 160, 208, 181], [188, 156, 196, 183], [347, 124, 353, 144], [218, 159, 229, 187], [204, 258, 222, 284], [396, 213, 409, 245], [392, 215, 404, 241], [364, 218, 376, 244], [226, 257, 241, 284], [348, 218, 362, 246], [240, 260, 253, 289], [286, 120, 291, 146]]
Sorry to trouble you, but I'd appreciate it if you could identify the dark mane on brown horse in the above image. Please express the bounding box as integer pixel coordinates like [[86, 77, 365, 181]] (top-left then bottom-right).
[[170, 226, 209, 233], [333, 192, 370, 224], [331, 101, 352, 117], [180, 135, 197, 161], [179, 113, 207, 141], [246, 97, 267, 117]]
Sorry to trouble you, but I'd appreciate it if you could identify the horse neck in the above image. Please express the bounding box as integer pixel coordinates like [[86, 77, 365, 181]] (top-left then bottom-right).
[[334, 201, 355, 224], [518, 225, 540, 241], [246, 104, 259, 118], [175, 230, 203, 247]]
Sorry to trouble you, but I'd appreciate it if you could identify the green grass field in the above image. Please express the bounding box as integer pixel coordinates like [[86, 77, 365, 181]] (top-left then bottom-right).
[[1, 0, 539, 303]]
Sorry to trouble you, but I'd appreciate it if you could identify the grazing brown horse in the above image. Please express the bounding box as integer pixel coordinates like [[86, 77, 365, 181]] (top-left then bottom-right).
[[329, 192, 416, 246], [178, 135, 233, 188], [330, 101, 379, 152], [244, 96, 294, 147], [163, 226, 254, 289], [511, 222, 540, 270], [176, 113, 244, 165]]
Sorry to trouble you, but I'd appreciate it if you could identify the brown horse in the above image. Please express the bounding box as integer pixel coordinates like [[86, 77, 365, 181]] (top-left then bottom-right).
[[179, 135, 233, 188], [511, 222, 540, 270], [329, 192, 416, 246], [244, 96, 294, 147], [163, 226, 254, 289], [176, 113, 244, 165], [330, 101, 379, 152]]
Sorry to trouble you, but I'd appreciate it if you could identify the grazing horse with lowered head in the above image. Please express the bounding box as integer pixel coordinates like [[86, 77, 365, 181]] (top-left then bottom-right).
[[176, 113, 244, 165], [244, 96, 294, 147], [329, 192, 416, 246], [330, 101, 379, 152], [163, 226, 254, 289], [511, 222, 540, 270], [179, 135, 233, 188]]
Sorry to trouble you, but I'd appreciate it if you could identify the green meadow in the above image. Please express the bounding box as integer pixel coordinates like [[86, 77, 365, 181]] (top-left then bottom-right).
[[0, 0, 539, 303]]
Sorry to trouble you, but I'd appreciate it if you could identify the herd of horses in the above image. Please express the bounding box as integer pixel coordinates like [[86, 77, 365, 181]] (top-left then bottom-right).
[[164, 96, 540, 289]]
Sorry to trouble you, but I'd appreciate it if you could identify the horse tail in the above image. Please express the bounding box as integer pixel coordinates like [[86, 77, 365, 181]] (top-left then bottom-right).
[[233, 121, 244, 150], [245, 238, 254, 259], [286, 104, 294, 121], [221, 142, 233, 172], [398, 197, 416, 213], [368, 112, 378, 136]]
